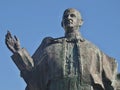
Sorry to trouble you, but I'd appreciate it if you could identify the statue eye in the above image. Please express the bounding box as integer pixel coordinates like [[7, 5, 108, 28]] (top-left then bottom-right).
[[70, 14, 76, 17]]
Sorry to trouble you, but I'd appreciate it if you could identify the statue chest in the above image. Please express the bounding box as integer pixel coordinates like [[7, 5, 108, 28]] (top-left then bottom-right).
[[37, 40, 102, 87], [43, 41, 86, 78]]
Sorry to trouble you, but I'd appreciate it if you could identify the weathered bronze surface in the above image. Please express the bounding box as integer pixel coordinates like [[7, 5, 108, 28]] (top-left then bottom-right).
[[5, 8, 120, 90]]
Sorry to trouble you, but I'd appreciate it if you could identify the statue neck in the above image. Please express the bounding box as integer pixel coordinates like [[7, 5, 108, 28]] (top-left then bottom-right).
[[65, 30, 84, 41]]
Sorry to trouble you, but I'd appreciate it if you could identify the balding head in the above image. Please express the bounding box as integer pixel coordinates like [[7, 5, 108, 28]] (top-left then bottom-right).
[[63, 8, 82, 21], [61, 8, 83, 32]]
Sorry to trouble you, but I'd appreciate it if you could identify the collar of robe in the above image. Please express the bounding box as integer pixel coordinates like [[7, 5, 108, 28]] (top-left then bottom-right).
[[65, 32, 85, 42]]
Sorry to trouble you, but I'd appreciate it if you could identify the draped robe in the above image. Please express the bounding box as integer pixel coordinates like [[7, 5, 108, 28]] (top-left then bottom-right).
[[11, 36, 118, 90]]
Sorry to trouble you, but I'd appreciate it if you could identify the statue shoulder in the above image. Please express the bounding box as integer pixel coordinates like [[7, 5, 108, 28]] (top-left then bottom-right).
[[42, 37, 54, 44], [42, 37, 65, 44], [43, 37, 53, 40], [34, 37, 54, 53], [83, 39, 99, 50]]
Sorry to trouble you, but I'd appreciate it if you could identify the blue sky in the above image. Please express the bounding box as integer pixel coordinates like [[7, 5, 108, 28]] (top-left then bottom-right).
[[0, 0, 120, 90]]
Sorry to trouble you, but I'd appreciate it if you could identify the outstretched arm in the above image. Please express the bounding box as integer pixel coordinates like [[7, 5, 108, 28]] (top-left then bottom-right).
[[5, 31, 34, 71], [5, 31, 35, 87]]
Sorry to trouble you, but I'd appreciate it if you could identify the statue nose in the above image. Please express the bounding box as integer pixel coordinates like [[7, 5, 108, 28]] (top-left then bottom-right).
[[68, 15, 71, 19]]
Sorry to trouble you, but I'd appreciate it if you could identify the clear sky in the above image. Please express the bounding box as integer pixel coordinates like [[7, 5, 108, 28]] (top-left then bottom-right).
[[0, 0, 120, 90]]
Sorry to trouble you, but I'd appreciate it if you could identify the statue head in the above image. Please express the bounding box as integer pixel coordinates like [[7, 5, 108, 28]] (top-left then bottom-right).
[[61, 8, 83, 33]]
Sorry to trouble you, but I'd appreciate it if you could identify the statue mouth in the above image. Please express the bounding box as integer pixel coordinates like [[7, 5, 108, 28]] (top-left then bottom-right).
[[66, 19, 73, 24]]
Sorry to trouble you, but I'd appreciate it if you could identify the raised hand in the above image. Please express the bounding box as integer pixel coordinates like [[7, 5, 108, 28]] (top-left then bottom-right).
[[5, 31, 21, 53]]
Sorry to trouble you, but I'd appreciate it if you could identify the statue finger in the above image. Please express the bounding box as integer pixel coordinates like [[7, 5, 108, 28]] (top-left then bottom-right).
[[5, 35, 13, 43], [5, 40, 11, 48], [14, 35, 21, 47], [5, 36, 15, 46], [5, 35, 11, 45], [6, 31, 12, 39], [5, 39, 16, 52], [5, 32, 16, 44], [14, 35, 19, 42]]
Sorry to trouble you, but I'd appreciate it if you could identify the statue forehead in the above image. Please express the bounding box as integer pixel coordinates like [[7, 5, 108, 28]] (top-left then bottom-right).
[[63, 8, 82, 18]]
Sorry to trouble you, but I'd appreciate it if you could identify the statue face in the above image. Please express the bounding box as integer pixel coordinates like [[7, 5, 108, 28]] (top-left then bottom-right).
[[62, 9, 82, 31]]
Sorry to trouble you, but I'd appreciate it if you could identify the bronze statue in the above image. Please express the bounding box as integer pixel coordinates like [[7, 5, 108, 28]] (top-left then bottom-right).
[[5, 8, 120, 90]]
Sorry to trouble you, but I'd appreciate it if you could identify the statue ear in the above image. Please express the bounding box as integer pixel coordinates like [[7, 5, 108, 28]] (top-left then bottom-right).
[[79, 19, 83, 26]]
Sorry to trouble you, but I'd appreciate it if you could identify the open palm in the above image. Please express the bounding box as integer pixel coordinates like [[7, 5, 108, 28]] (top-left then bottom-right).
[[5, 31, 21, 53]]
